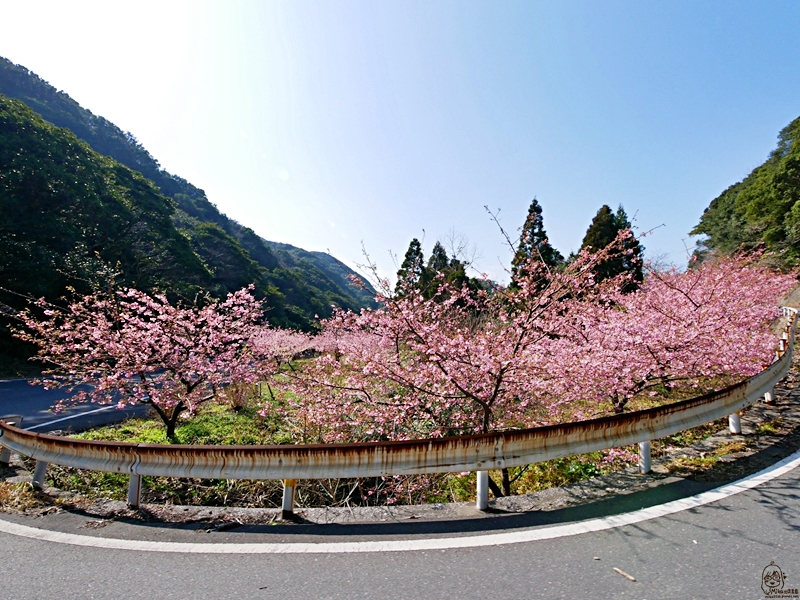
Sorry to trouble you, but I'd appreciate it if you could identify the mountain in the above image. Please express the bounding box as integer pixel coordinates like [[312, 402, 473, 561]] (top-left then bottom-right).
[[692, 116, 800, 266], [0, 56, 375, 319], [0, 57, 376, 374], [0, 96, 214, 300]]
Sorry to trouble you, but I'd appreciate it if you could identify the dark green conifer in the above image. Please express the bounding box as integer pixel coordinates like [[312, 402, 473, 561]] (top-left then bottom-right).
[[426, 242, 450, 274], [395, 238, 425, 297], [580, 204, 643, 290], [419, 242, 449, 297], [510, 198, 563, 286], [614, 206, 644, 289], [580, 205, 618, 252]]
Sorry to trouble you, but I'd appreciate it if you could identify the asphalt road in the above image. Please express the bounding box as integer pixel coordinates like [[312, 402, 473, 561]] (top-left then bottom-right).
[[0, 453, 797, 599], [0, 378, 150, 432]]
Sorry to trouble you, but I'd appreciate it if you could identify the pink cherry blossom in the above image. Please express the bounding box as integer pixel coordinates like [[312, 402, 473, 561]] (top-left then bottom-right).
[[16, 287, 267, 438], [277, 235, 795, 449]]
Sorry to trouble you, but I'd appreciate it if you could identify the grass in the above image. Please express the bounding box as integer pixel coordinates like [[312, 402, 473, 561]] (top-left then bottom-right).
[[665, 441, 749, 475], [755, 419, 783, 436], [76, 403, 278, 446], [511, 457, 602, 495], [42, 400, 291, 507]]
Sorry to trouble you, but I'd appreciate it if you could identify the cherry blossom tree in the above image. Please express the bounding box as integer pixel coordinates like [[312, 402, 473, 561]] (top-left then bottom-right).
[[251, 327, 313, 369], [557, 253, 796, 414], [13, 226, 794, 504], [278, 232, 795, 496], [15, 286, 265, 438], [281, 235, 634, 442]]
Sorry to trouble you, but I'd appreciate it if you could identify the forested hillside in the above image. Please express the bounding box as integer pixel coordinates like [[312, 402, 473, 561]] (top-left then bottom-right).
[[0, 97, 337, 351], [0, 57, 375, 374], [0, 97, 214, 299], [0, 57, 374, 313], [692, 116, 800, 265]]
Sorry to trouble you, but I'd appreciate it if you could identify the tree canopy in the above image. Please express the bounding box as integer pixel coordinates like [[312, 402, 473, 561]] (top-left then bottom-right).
[[395, 238, 481, 300], [396, 238, 425, 297], [692, 115, 800, 265]]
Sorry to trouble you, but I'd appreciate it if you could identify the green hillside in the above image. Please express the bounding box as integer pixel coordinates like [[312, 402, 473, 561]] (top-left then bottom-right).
[[0, 97, 213, 300], [0, 57, 378, 375], [0, 57, 375, 318], [692, 116, 800, 265]]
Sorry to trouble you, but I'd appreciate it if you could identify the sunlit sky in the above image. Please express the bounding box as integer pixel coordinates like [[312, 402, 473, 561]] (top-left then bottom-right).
[[2, 1, 800, 282]]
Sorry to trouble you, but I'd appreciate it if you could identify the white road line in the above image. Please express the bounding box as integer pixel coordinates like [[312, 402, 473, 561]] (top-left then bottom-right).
[[26, 405, 117, 430], [0, 449, 798, 554]]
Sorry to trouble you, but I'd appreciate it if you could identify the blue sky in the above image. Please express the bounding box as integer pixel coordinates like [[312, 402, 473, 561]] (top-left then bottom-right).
[[2, 1, 800, 282]]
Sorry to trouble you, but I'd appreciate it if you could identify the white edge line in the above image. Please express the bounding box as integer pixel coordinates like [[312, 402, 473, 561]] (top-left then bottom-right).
[[0, 449, 798, 554]]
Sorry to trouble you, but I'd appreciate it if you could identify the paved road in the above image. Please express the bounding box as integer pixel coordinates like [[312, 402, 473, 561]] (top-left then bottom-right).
[[0, 453, 797, 599], [0, 378, 149, 432]]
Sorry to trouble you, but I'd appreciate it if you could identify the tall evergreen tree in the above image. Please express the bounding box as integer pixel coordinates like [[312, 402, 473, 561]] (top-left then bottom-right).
[[419, 242, 450, 297], [580, 204, 643, 290], [426, 242, 450, 274], [614, 206, 644, 289], [396, 238, 484, 301], [580, 205, 618, 252], [510, 198, 563, 286], [395, 238, 425, 297]]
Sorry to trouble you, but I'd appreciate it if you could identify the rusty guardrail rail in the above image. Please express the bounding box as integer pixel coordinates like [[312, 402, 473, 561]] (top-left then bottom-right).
[[1, 308, 796, 515]]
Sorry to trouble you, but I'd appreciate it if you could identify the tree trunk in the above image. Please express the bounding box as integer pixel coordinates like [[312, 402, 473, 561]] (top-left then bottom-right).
[[149, 400, 186, 442], [487, 474, 504, 498], [501, 467, 511, 496], [165, 403, 186, 443], [483, 406, 492, 434], [612, 393, 627, 414], [165, 420, 177, 441]]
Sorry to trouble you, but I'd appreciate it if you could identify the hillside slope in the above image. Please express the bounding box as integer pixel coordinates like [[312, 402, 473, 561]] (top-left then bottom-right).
[[0, 96, 213, 300], [0, 95, 381, 374], [0, 56, 375, 320], [692, 116, 800, 265]]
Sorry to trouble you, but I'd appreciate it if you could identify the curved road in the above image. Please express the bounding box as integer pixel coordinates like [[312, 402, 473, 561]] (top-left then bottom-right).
[[0, 452, 797, 599], [0, 378, 149, 432]]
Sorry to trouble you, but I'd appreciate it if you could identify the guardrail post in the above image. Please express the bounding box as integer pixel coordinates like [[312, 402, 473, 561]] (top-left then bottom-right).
[[282, 479, 297, 519], [127, 474, 142, 508], [476, 470, 489, 510], [0, 416, 23, 467], [729, 411, 742, 434], [32, 460, 48, 490], [638, 441, 651, 474], [764, 386, 775, 405]]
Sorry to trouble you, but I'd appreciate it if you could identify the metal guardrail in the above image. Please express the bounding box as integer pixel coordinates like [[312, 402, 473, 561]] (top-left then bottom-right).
[[1, 308, 796, 515]]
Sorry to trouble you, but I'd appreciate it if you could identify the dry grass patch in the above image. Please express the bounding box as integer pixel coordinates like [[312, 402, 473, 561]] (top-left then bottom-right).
[[0, 482, 49, 511]]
